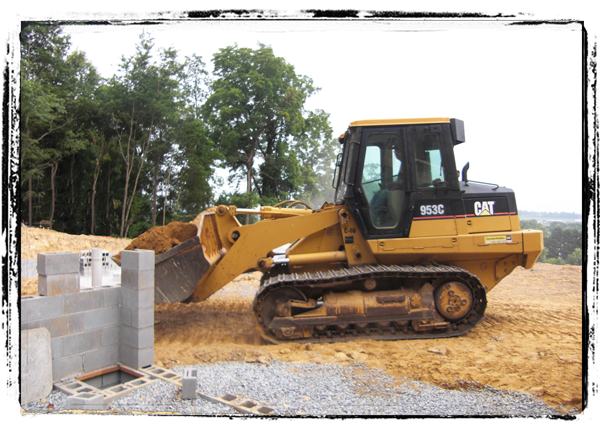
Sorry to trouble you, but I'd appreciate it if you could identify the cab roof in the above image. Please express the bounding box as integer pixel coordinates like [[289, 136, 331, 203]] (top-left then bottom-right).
[[349, 117, 451, 127]]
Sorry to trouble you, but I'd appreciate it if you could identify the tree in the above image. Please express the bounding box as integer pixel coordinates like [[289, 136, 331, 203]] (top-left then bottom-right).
[[171, 116, 219, 219], [292, 110, 339, 207], [519, 219, 548, 234], [106, 32, 185, 237], [566, 248, 583, 266], [545, 223, 582, 262], [20, 24, 100, 228], [202, 44, 332, 213], [158, 53, 217, 222], [181, 54, 211, 120], [20, 24, 71, 225]]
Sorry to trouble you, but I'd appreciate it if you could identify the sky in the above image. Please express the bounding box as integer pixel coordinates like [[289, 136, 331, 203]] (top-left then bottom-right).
[[3, 4, 593, 215]]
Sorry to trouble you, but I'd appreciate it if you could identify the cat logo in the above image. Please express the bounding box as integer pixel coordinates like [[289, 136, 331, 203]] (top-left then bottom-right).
[[474, 201, 495, 216]]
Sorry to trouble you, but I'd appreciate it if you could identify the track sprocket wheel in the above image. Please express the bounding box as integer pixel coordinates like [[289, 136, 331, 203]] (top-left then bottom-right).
[[434, 281, 474, 321]]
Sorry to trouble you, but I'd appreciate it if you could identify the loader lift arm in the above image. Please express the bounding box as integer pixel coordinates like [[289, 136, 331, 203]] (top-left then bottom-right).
[[154, 204, 342, 303]]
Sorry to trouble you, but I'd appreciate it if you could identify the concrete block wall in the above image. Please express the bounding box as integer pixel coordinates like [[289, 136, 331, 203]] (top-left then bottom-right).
[[119, 250, 155, 369], [20, 249, 155, 386]]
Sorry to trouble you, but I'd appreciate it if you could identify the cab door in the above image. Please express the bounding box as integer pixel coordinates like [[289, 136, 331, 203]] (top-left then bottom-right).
[[350, 126, 412, 238]]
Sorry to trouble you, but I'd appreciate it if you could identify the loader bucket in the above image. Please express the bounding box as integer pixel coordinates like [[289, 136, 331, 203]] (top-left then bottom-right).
[[152, 211, 230, 304], [153, 235, 210, 304]]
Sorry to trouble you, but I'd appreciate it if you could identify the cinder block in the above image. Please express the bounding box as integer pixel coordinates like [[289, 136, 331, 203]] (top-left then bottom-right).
[[21, 295, 63, 323], [102, 286, 121, 307], [121, 306, 153, 329], [66, 393, 106, 410], [51, 337, 64, 359], [120, 345, 154, 370], [84, 306, 119, 331], [120, 250, 155, 271], [63, 289, 104, 314], [120, 305, 132, 327], [38, 252, 79, 275], [39, 313, 85, 338], [101, 326, 119, 347], [38, 273, 79, 296], [53, 379, 87, 396], [182, 369, 197, 399], [52, 354, 83, 381], [21, 328, 53, 405], [83, 346, 119, 373], [62, 329, 102, 356], [118, 344, 133, 369], [121, 268, 155, 290], [120, 326, 154, 350], [120, 287, 154, 309]]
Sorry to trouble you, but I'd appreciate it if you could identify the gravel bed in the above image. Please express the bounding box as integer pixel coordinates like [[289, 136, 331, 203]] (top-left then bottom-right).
[[22, 360, 559, 416]]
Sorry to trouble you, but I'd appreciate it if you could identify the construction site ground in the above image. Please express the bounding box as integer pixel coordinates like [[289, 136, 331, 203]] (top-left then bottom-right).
[[20, 226, 584, 413]]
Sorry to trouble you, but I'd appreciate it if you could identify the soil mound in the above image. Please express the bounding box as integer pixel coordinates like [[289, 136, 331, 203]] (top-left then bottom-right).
[[20, 227, 131, 260]]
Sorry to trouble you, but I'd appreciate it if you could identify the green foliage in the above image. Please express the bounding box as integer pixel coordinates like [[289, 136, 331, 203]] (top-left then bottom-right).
[[173, 115, 219, 215], [20, 24, 101, 227], [566, 248, 583, 266], [544, 223, 582, 261], [202, 44, 335, 205], [546, 257, 566, 265], [519, 219, 548, 235], [126, 195, 152, 238], [20, 31, 336, 236], [215, 191, 261, 209], [520, 218, 583, 266], [214, 191, 261, 225]]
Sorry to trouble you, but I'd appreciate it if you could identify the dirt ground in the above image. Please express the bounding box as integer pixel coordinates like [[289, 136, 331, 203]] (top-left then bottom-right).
[[21, 227, 584, 414], [152, 264, 583, 414]]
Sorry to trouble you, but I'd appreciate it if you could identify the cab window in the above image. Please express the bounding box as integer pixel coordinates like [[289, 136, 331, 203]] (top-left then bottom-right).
[[413, 134, 445, 188], [360, 133, 405, 228]]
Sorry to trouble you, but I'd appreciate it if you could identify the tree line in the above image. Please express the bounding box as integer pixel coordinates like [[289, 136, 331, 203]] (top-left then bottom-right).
[[520, 219, 583, 266], [20, 24, 339, 238]]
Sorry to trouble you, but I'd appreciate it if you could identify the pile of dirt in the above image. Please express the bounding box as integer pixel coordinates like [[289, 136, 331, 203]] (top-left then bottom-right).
[[20, 227, 131, 260], [114, 221, 198, 262]]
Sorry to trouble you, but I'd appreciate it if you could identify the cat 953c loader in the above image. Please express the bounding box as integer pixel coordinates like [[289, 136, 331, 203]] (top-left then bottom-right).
[[146, 117, 543, 344]]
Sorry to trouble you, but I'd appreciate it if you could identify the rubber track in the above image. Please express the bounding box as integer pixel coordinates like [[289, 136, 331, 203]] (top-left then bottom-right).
[[253, 264, 487, 344]]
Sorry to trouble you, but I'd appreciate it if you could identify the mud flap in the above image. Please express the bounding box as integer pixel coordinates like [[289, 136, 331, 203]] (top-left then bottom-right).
[[153, 236, 211, 304]]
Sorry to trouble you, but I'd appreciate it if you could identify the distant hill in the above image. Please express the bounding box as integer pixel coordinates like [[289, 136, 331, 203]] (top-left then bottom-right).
[[520, 210, 582, 221]]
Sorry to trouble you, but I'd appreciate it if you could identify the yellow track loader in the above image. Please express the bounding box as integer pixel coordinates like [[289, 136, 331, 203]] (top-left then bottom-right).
[[146, 117, 543, 343]]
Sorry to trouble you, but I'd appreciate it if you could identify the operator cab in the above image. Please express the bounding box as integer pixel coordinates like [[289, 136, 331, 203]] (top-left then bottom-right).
[[334, 118, 466, 239]]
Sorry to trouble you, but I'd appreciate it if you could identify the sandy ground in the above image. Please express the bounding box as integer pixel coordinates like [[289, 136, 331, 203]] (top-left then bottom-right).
[[21, 227, 584, 414]]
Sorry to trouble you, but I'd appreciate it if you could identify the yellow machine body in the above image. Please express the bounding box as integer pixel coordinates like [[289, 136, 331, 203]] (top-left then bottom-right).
[[146, 118, 543, 343]]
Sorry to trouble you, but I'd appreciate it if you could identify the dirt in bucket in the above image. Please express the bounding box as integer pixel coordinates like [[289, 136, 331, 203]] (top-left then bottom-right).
[[113, 221, 198, 263]]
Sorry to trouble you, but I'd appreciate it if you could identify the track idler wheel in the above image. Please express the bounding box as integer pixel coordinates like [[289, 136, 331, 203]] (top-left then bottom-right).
[[434, 281, 474, 321], [257, 287, 307, 339]]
